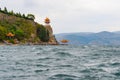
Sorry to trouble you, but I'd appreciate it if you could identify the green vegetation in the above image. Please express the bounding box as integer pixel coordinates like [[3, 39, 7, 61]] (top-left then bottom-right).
[[27, 14, 35, 20], [37, 24, 49, 42], [0, 7, 50, 44], [0, 26, 7, 41], [0, 7, 35, 21]]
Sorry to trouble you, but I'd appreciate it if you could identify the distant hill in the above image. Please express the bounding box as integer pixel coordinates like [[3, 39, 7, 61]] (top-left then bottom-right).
[[55, 31, 120, 45]]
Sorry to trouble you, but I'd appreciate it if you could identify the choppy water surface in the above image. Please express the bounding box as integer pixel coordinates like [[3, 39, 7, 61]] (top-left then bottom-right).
[[0, 45, 120, 80]]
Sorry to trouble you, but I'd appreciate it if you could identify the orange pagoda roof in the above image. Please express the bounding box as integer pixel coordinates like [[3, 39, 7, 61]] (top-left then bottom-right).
[[44, 17, 50, 23], [6, 32, 15, 37], [61, 39, 69, 43]]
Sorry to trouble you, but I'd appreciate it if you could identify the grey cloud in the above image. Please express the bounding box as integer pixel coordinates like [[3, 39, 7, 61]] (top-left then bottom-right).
[[0, 0, 120, 33]]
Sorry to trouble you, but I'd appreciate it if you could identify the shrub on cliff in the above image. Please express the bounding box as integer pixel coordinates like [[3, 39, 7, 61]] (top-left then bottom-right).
[[36, 24, 49, 42], [15, 29, 25, 40], [27, 14, 35, 20], [0, 26, 7, 41]]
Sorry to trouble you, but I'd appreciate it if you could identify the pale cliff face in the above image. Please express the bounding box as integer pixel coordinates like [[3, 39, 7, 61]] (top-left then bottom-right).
[[44, 24, 58, 44], [44, 24, 53, 35]]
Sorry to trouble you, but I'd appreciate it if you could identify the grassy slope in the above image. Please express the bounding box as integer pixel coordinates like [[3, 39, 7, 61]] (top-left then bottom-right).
[[0, 12, 49, 44]]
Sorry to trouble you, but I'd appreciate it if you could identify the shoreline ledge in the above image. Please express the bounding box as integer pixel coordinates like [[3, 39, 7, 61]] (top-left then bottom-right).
[[0, 42, 69, 46]]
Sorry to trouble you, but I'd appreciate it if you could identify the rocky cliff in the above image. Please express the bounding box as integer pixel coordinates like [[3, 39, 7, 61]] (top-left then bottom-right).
[[0, 11, 58, 45], [44, 24, 58, 44]]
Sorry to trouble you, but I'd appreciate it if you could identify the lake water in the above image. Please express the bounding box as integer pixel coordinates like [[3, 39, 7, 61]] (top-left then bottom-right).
[[0, 45, 120, 80]]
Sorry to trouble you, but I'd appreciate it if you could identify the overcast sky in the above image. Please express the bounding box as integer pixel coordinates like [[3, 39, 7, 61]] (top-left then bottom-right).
[[0, 0, 120, 34]]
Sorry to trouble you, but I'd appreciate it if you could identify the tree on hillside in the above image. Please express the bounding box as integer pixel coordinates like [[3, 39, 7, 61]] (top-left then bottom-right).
[[4, 7, 8, 13], [27, 14, 35, 20], [0, 8, 2, 12], [37, 25, 49, 42], [18, 12, 22, 17], [15, 13, 19, 17], [22, 14, 26, 18], [9, 10, 14, 15]]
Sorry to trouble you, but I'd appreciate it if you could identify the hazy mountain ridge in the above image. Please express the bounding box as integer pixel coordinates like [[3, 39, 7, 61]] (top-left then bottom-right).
[[55, 31, 120, 45]]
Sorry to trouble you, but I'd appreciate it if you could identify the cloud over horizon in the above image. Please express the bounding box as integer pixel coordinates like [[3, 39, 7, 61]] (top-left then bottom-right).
[[0, 0, 120, 33]]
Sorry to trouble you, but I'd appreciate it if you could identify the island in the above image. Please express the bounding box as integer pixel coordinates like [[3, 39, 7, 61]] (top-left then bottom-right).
[[0, 7, 58, 45]]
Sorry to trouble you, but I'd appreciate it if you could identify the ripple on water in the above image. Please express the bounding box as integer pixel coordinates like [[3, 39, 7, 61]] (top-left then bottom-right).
[[80, 68, 105, 74], [58, 64, 74, 67], [34, 69, 49, 73], [54, 52, 74, 58], [97, 63, 108, 67], [36, 64, 49, 67], [0, 45, 120, 80], [109, 62, 120, 67], [38, 57, 53, 61], [47, 74, 80, 80], [35, 47, 43, 50], [111, 69, 120, 78]]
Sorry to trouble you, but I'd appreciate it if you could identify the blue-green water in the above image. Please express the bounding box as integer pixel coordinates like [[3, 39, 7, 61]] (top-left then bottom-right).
[[0, 45, 120, 80]]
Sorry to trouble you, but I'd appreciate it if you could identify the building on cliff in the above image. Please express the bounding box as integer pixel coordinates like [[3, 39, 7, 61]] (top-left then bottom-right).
[[44, 17, 58, 44]]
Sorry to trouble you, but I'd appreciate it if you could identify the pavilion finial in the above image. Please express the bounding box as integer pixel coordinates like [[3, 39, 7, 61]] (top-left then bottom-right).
[[44, 17, 50, 24]]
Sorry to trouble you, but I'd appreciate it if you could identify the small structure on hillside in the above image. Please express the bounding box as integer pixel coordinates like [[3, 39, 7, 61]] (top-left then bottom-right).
[[6, 32, 15, 38], [61, 39, 69, 44], [44, 17, 50, 24], [44, 17, 58, 44]]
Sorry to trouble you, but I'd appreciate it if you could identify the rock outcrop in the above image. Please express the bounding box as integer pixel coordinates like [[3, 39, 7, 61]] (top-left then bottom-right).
[[44, 24, 58, 44]]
